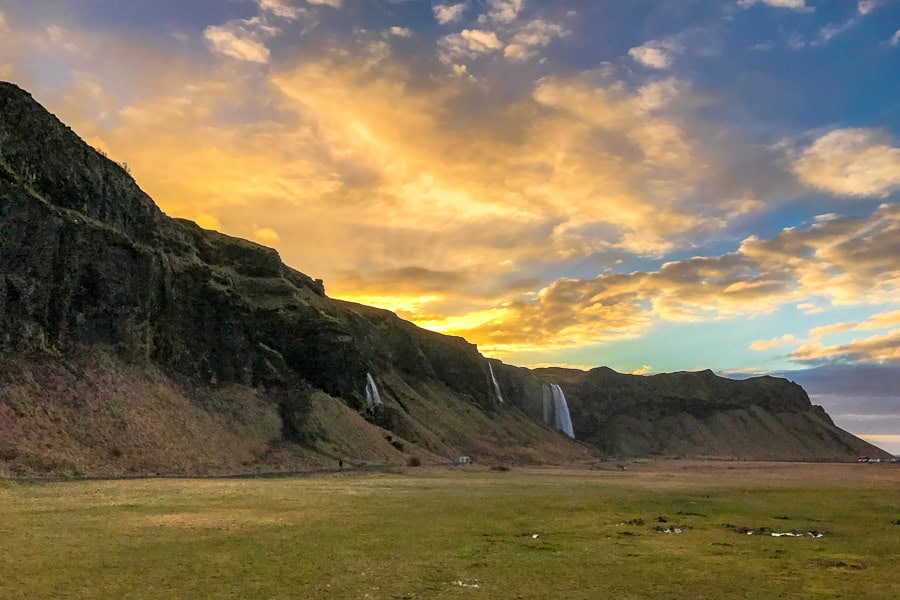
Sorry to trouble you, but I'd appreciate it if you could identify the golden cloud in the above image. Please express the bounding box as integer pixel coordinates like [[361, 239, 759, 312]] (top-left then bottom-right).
[[793, 128, 900, 197], [809, 309, 900, 338], [204, 21, 273, 64], [809, 322, 856, 338], [858, 309, 900, 330], [253, 226, 281, 244], [791, 329, 900, 365], [448, 204, 899, 356], [749, 334, 796, 351]]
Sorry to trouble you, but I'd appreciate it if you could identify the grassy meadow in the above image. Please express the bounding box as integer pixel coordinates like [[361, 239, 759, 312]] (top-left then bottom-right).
[[1, 462, 898, 599]]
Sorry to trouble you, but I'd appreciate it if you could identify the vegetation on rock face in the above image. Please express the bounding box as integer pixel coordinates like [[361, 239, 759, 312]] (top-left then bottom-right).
[[0, 81, 888, 475]]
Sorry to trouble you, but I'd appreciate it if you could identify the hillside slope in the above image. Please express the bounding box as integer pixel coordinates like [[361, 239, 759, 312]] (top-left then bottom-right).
[[0, 82, 889, 475]]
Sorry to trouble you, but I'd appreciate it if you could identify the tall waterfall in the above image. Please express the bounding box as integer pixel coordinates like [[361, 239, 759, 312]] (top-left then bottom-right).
[[365, 372, 383, 412], [541, 383, 575, 438], [542, 385, 554, 427], [488, 362, 504, 404]]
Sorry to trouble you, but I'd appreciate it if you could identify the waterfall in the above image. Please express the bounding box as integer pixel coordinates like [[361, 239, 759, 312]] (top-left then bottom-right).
[[551, 384, 575, 438], [542, 384, 554, 426], [365, 372, 383, 412], [488, 362, 504, 404], [542, 383, 575, 438]]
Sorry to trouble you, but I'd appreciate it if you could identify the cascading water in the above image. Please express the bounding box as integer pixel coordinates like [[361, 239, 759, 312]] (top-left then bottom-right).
[[541, 383, 575, 438], [488, 362, 504, 404], [551, 384, 575, 438], [542, 385, 554, 427], [365, 372, 383, 413]]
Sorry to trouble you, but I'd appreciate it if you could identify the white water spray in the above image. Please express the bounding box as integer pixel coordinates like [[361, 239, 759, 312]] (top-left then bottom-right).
[[488, 362, 504, 404], [365, 372, 383, 412], [541, 383, 575, 438]]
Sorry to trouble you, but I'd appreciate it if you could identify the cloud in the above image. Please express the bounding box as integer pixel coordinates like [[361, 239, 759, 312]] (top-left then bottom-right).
[[204, 29, 270, 63], [227, 61, 748, 339], [749, 334, 796, 350], [781, 364, 900, 401], [740, 204, 900, 307], [257, 0, 307, 20], [389, 26, 414, 38], [793, 128, 900, 197], [254, 226, 281, 244], [737, 0, 812, 11], [796, 302, 824, 314], [306, 0, 342, 7], [816, 19, 858, 44], [857, 0, 879, 14], [486, 0, 525, 24], [438, 28, 503, 63], [809, 321, 857, 337], [861, 310, 900, 330], [890, 30, 900, 46], [0, 10, 7, 32], [790, 329, 900, 365], [42, 25, 86, 55], [526, 362, 593, 371], [458, 28, 502, 51], [433, 3, 467, 25], [810, 310, 900, 337], [444, 203, 900, 354], [503, 19, 568, 61], [627, 29, 716, 70], [335, 267, 472, 295], [628, 44, 674, 69], [811, 0, 887, 47], [195, 213, 224, 231], [204, 18, 278, 63]]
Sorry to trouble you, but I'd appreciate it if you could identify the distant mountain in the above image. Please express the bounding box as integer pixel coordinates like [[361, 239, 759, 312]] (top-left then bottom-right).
[[0, 82, 888, 476]]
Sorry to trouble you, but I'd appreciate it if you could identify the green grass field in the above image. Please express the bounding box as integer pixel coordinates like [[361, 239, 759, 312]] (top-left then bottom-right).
[[1, 462, 898, 599]]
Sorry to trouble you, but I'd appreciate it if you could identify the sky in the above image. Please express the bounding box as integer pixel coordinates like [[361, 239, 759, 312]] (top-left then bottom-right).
[[0, 0, 898, 452]]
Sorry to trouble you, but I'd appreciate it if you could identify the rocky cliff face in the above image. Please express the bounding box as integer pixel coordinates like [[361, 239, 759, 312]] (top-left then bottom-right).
[[0, 82, 888, 475], [0, 82, 495, 405], [493, 365, 890, 460]]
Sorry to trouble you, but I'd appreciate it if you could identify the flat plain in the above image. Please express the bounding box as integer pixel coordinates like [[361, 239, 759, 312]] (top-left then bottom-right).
[[1, 461, 898, 599]]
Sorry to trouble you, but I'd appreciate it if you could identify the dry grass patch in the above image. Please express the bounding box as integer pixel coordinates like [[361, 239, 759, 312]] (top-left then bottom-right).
[[141, 509, 287, 530]]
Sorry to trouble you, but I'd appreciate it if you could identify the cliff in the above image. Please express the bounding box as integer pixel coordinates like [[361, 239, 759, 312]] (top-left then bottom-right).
[[495, 366, 889, 461], [0, 82, 888, 476], [0, 82, 593, 476]]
